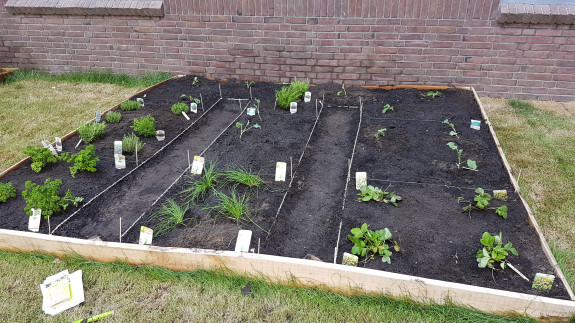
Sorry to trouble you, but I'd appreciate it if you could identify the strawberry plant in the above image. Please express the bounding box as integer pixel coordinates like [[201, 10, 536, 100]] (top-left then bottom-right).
[[461, 188, 508, 219], [61, 144, 99, 178], [131, 115, 156, 137], [347, 223, 393, 264], [0, 182, 16, 203], [476, 232, 518, 270], [22, 146, 58, 173], [358, 185, 402, 206], [21, 178, 83, 218], [446, 142, 477, 170], [442, 118, 459, 138]]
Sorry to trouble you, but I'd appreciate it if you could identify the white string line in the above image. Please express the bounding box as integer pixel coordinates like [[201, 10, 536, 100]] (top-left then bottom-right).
[[51, 97, 223, 235], [368, 178, 511, 193], [121, 99, 251, 238], [341, 98, 363, 212]]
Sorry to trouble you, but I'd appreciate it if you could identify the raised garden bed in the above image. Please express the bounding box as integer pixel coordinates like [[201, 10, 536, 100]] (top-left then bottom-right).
[[0, 76, 572, 304]]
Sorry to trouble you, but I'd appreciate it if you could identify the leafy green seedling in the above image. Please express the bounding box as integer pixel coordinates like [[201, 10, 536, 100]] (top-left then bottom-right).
[[149, 199, 190, 237], [62, 144, 99, 178], [192, 76, 200, 86], [131, 115, 156, 137], [245, 81, 255, 89], [427, 90, 441, 99], [0, 182, 16, 203], [337, 83, 347, 96], [171, 102, 189, 115], [442, 118, 459, 138], [105, 111, 122, 123], [77, 122, 106, 143], [180, 94, 201, 105], [21, 178, 83, 218], [347, 223, 393, 264], [358, 185, 402, 206], [382, 104, 394, 114], [236, 120, 261, 139], [375, 128, 387, 139], [22, 146, 58, 173], [461, 188, 508, 219], [447, 142, 477, 170], [476, 232, 518, 270], [495, 205, 508, 219], [253, 98, 262, 121]]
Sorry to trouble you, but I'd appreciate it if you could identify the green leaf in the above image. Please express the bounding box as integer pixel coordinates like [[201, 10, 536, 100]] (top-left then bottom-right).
[[447, 142, 457, 150], [442, 119, 449, 124], [495, 205, 508, 219], [381, 255, 391, 264], [253, 124, 261, 129], [449, 130, 458, 137], [475, 187, 485, 195], [235, 122, 243, 128], [479, 256, 489, 268], [480, 232, 494, 247], [350, 228, 362, 236], [466, 159, 477, 170]]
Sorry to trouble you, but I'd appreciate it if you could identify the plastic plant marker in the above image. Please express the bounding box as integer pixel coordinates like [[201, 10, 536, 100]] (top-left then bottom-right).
[[342, 252, 358, 266], [28, 208, 41, 232], [190, 102, 198, 114], [40, 269, 85, 316], [191, 155, 205, 175], [247, 107, 256, 116], [55, 137, 62, 152], [113, 141, 122, 156], [355, 172, 367, 190], [136, 97, 144, 107], [290, 102, 297, 114], [182, 111, 190, 120], [234, 229, 252, 253], [470, 119, 481, 130], [95, 110, 101, 122], [304, 91, 311, 102], [275, 162, 287, 181], [532, 273, 555, 290], [42, 140, 58, 156], [156, 130, 165, 141], [493, 190, 508, 200], [139, 226, 153, 245], [115, 154, 126, 169]]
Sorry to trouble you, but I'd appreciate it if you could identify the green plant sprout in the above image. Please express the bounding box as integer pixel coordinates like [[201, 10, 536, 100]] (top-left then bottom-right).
[[105, 111, 122, 123], [245, 81, 255, 89], [236, 120, 261, 139], [180, 94, 201, 105], [205, 190, 250, 221], [120, 100, 141, 111], [77, 121, 106, 143], [461, 188, 508, 219], [337, 83, 347, 96], [382, 104, 394, 114], [347, 223, 393, 264], [192, 76, 200, 86], [446, 142, 477, 170], [476, 232, 518, 270], [61, 144, 99, 178], [21, 178, 83, 218], [357, 185, 402, 206], [427, 90, 441, 99], [171, 102, 189, 115], [375, 128, 387, 139], [131, 115, 156, 137], [21, 146, 58, 173], [253, 98, 262, 121], [122, 133, 145, 154], [0, 182, 16, 203], [224, 167, 265, 188], [180, 162, 221, 204], [442, 118, 459, 138], [149, 199, 191, 237]]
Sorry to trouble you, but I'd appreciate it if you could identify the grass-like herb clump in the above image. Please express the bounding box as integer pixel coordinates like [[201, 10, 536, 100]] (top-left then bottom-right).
[[122, 133, 145, 154], [78, 121, 106, 143], [131, 115, 156, 137], [121, 100, 141, 111], [171, 102, 189, 115], [205, 190, 250, 221], [180, 162, 221, 204], [275, 79, 310, 109], [105, 111, 122, 123], [149, 199, 190, 237], [0, 182, 16, 203], [223, 167, 264, 188]]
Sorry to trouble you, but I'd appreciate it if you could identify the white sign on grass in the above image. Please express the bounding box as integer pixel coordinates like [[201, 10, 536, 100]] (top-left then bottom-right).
[[40, 269, 85, 316]]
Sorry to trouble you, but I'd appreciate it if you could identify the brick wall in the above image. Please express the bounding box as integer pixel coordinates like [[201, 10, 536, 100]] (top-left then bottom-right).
[[1, 0, 574, 101]]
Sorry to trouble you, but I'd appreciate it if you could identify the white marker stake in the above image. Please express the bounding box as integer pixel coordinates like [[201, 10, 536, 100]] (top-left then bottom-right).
[[55, 137, 62, 152], [182, 111, 190, 120], [290, 157, 293, 180], [29, 208, 41, 232], [356, 172, 367, 190], [275, 162, 287, 181], [290, 102, 297, 114], [139, 226, 153, 245], [191, 156, 205, 175], [187, 150, 191, 169], [115, 154, 126, 169], [304, 91, 311, 102], [42, 140, 58, 156], [75, 138, 82, 149], [136, 97, 144, 107], [506, 262, 529, 282], [156, 130, 165, 141], [200, 94, 204, 110], [234, 230, 252, 253], [190, 102, 198, 114]]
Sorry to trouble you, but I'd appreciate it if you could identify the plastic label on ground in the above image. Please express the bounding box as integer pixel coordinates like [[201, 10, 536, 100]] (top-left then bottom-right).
[[493, 190, 508, 200], [234, 230, 252, 253], [156, 130, 165, 141], [114, 141, 122, 156], [247, 107, 256, 116], [356, 172, 367, 190], [139, 226, 153, 245], [40, 269, 84, 316], [470, 119, 481, 130], [533, 273, 555, 290], [304, 91, 311, 102], [55, 137, 62, 152], [342, 252, 358, 266], [136, 98, 144, 107], [191, 156, 205, 175], [275, 162, 287, 181], [290, 102, 297, 114], [115, 154, 126, 169], [28, 208, 41, 232], [42, 140, 58, 156], [190, 102, 198, 114]]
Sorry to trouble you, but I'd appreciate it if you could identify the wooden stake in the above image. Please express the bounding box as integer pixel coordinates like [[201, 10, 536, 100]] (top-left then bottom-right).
[[47, 216, 51, 235], [249, 86, 253, 100], [218, 83, 222, 98], [258, 238, 260, 254], [290, 156, 293, 181], [200, 94, 204, 111], [187, 150, 191, 169]]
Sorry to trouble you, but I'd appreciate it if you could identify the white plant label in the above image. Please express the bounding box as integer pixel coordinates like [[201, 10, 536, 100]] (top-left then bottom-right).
[[55, 137, 62, 152], [95, 110, 102, 122], [234, 229, 252, 253], [247, 107, 256, 116], [42, 140, 58, 156], [191, 156, 205, 175], [355, 172, 367, 190], [342, 252, 358, 266], [275, 162, 287, 181], [115, 154, 126, 169], [190, 102, 198, 114], [139, 226, 153, 245], [493, 190, 508, 200], [182, 111, 190, 120], [304, 91, 311, 102], [290, 102, 297, 114], [113, 141, 122, 156], [28, 208, 41, 232], [40, 269, 84, 315], [136, 98, 144, 107], [156, 130, 165, 141], [470, 119, 481, 130]]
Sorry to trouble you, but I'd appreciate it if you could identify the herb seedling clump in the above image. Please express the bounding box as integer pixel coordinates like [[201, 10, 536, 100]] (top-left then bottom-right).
[[122, 133, 145, 153], [476, 232, 518, 270], [358, 185, 402, 206], [180, 162, 221, 203], [62, 144, 99, 178], [224, 167, 265, 188], [149, 199, 190, 237], [0, 182, 16, 203], [21, 178, 83, 218], [171, 102, 189, 115], [121, 100, 141, 111], [131, 115, 156, 137], [348, 223, 394, 264], [78, 121, 106, 143], [205, 190, 250, 221], [275, 79, 310, 109], [105, 111, 122, 123], [22, 146, 58, 173]]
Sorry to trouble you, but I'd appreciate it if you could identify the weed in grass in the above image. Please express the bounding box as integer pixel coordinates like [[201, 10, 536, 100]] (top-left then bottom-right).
[[77, 121, 106, 143], [122, 133, 145, 154], [275, 78, 310, 109], [180, 162, 221, 203], [0, 182, 16, 203], [121, 100, 141, 111], [224, 167, 265, 188], [171, 102, 189, 115], [131, 115, 156, 137], [149, 199, 191, 237], [21, 146, 58, 173], [105, 111, 122, 123], [205, 190, 250, 221]]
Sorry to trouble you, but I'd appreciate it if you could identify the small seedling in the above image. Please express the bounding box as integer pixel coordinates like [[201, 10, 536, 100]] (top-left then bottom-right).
[[337, 83, 347, 96], [347, 223, 393, 264], [192, 76, 200, 86], [180, 94, 201, 105], [223, 166, 265, 188], [105, 111, 122, 123], [171, 102, 189, 115], [446, 142, 477, 170], [442, 118, 459, 138], [245, 81, 255, 89], [253, 98, 262, 121], [180, 162, 221, 203], [77, 122, 106, 143], [131, 115, 156, 137], [236, 120, 261, 139], [461, 187, 508, 219], [476, 232, 518, 270], [358, 185, 402, 206], [427, 90, 441, 99], [375, 128, 387, 139], [122, 133, 145, 154], [120, 100, 141, 111], [22, 146, 58, 173], [61, 145, 99, 178], [382, 104, 394, 114], [21, 178, 83, 218], [0, 182, 16, 203], [149, 199, 190, 237]]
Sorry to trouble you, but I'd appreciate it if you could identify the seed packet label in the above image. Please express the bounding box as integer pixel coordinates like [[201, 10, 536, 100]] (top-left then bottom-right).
[[356, 172, 367, 190], [115, 154, 126, 169], [29, 208, 41, 232], [493, 190, 508, 200], [42, 140, 58, 156], [191, 156, 205, 175], [40, 269, 84, 316], [113, 141, 122, 155], [136, 98, 144, 107], [304, 91, 311, 103], [55, 137, 62, 152], [182, 111, 190, 120], [190, 102, 198, 114], [532, 273, 555, 290], [139, 226, 153, 245], [470, 119, 481, 130], [156, 130, 165, 141], [275, 162, 287, 181], [234, 229, 252, 253], [95, 110, 102, 122], [342, 252, 358, 266], [247, 107, 256, 116], [290, 102, 297, 114]]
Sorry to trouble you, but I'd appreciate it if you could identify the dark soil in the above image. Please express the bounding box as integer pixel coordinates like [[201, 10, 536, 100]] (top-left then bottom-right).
[[0, 78, 570, 300]]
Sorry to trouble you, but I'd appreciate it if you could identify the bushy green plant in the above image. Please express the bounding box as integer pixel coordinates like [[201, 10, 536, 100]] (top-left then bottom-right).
[[205, 190, 250, 220], [21, 178, 83, 218], [78, 121, 106, 143], [131, 115, 156, 137], [122, 133, 145, 154], [357, 185, 402, 206], [461, 188, 508, 219], [0, 182, 16, 203], [476, 232, 518, 270], [348, 223, 393, 264], [149, 199, 190, 237], [120, 100, 141, 111], [62, 144, 99, 178], [275, 79, 310, 109], [427, 91, 441, 99], [105, 111, 122, 123], [224, 167, 264, 188], [171, 102, 189, 115], [180, 162, 221, 203], [21, 146, 58, 173]]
